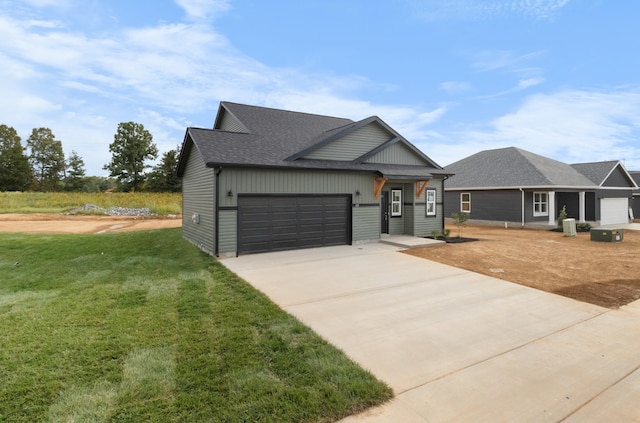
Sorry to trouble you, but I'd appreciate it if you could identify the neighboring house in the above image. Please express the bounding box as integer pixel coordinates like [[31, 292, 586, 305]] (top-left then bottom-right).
[[177, 101, 450, 256], [631, 171, 640, 220], [443, 147, 637, 227]]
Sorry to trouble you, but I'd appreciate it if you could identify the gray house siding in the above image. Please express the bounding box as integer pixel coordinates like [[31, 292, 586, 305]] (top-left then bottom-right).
[[445, 190, 522, 222], [304, 123, 390, 161], [216, 168, 381, 254], [415, 179, 444, 236], [218, 210, 237, 253], [602, 166, 631, 187], [181, 147, 216, 255], [353, 206, 380, 242], [217, 111, 246, 133], [365, 143, 428, 166]]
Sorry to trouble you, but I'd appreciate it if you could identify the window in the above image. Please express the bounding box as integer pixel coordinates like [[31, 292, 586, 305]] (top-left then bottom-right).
[[426, 189, 436, 216], [461, 193, 471, 212], [391, 189, 402, 216], [533, 192, 548, 216]]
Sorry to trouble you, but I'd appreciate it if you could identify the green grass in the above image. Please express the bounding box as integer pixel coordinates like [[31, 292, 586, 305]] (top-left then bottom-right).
[[0, 229, 392, 422], [0, 192, 182, 215]]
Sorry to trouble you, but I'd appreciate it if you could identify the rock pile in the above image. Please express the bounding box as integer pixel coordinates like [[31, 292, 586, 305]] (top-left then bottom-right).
[[72, 204, 154, 217]]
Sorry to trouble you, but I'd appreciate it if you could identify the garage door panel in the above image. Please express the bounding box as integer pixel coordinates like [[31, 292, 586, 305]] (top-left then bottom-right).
[[600, 198, 629, 226], [238, 195, 350, 254]]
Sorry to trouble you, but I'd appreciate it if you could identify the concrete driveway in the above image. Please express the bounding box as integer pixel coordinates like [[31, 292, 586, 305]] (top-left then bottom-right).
[[221, 243, 640, 422]]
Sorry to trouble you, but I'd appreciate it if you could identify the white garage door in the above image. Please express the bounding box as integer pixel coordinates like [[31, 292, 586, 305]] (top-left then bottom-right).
[[600, 198, 629, 226]]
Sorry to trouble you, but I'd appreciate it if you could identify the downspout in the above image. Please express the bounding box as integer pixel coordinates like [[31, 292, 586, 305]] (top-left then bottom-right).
[[442, 176, 449, 230], [519, 188, 525, 227], [215, 167, 222, 256]]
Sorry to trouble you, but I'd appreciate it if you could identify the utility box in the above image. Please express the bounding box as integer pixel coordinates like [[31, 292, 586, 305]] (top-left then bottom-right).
[[590, 228, 624, 242], [562, 218, 576, 237]]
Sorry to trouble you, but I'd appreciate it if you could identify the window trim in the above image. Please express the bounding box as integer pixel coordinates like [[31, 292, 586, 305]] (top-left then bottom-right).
[[391, 189, 402, 217], [533, 192, 549, 217], [426, 189, 436, 216], [460, 192, 471, 213]]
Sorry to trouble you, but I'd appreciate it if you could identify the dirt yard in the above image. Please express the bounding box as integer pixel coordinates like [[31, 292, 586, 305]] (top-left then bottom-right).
[[0, 213, 182, 234], [405, 225, 640, 309]]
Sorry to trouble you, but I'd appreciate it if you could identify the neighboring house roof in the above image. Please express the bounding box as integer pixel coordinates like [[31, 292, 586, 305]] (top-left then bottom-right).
[[572, 161, 638, 188], [444, 147, 595, 190], [177, 102, 449, 179]]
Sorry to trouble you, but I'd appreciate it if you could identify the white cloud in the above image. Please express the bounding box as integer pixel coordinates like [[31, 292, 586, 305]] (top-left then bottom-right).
[[174, 0, 230, 20], [415, 0, 571, 21], [440, 80, 472, 94], [432, 88, 640, 169]]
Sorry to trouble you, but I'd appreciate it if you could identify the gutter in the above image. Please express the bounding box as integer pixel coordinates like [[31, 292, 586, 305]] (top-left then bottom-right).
[[215, 167, 222, 256]]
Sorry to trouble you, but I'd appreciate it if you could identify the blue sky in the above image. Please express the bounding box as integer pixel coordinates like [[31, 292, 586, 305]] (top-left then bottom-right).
[[2, 0, 640, 176]]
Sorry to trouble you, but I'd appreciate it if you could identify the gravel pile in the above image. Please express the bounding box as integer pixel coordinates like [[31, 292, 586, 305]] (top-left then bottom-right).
[[75, 204, 154, 217]]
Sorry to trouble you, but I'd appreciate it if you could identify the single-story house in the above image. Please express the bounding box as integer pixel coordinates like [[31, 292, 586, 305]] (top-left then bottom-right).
[[443, 147, 637, 227], [177, 101, 450, 256]]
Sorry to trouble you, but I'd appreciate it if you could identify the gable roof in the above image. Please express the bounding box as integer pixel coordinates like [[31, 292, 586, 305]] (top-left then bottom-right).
[[571, 161, 638, 188], [177, 102, 448, 178], [444, 147, 595, 190]]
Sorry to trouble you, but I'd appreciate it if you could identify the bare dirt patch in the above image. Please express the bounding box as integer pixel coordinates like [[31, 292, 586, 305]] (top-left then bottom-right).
[[0, 213, 181, 234], [405, 225, 640, 309]]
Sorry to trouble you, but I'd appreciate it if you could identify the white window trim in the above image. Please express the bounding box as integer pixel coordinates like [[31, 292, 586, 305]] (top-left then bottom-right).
[[461, 192, 471, 213], [391, 189, 402, 217], [426, 189, 436, 216], [533, 192, 549, 217]]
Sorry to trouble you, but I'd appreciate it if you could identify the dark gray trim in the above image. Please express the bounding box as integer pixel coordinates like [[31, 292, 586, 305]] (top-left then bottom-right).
[[354, 203, 379, 207], [219, 206, 238, 211]]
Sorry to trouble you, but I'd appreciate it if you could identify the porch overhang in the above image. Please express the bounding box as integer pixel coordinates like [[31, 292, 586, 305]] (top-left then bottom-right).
[[374, 172, 433, 199]]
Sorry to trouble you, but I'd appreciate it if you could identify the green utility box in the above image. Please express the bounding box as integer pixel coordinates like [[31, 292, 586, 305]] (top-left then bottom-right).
[[590, 228, 624, 242]]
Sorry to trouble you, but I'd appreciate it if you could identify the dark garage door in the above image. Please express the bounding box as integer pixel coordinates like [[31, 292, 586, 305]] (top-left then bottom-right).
[[237, 195, 351, 255]]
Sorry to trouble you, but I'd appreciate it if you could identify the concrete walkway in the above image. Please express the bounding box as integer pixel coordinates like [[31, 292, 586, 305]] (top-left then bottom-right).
[[221, 243, 640, 422]]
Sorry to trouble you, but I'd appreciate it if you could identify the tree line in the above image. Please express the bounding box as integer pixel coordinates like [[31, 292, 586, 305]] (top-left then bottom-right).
[[0, 122, 181, 192]]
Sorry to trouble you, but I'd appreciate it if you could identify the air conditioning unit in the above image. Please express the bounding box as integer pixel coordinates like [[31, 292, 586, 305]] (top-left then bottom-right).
[[562, 218, 576, 237], [590, 228, 624, 242]]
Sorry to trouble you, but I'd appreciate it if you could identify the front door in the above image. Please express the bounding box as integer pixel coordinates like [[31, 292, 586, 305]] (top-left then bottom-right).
[[380, 191, 389, 234]]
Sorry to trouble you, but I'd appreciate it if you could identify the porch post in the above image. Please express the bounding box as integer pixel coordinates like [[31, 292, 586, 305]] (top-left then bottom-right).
[[578, 191, 586, 223], [548, 191, 556, 226]]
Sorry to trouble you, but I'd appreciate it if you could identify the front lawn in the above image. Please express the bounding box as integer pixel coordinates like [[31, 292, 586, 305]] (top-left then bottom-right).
[[0, 229, 391, 422]]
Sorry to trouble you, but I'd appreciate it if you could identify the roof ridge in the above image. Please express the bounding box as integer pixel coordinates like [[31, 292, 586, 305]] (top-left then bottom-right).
[[221, 101, 354, 122]]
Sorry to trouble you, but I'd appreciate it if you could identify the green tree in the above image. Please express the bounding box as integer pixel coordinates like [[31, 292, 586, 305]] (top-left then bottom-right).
[[103, 122, 158, 191], [146, 145, 182, 192], [27, 127, 66, 191], [64, 150, 86, 191], [0, 124, 33, 191]]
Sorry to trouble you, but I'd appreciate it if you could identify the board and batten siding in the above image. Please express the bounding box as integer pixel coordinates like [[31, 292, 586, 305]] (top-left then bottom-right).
[[219, 168, 376, 206], [365, 142, 427, 166], [412, 178, 441, 236], [303, 122, 390, 161], [181, 147, 216, 255], [353, 206, 379, 242], [218, 210, 237, 253]]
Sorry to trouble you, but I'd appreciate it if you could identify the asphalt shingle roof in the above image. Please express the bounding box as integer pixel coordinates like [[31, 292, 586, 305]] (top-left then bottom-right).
[[571, 161, 620, 185], [179, 102, 447, 178], [444, 147, 595, 189]]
